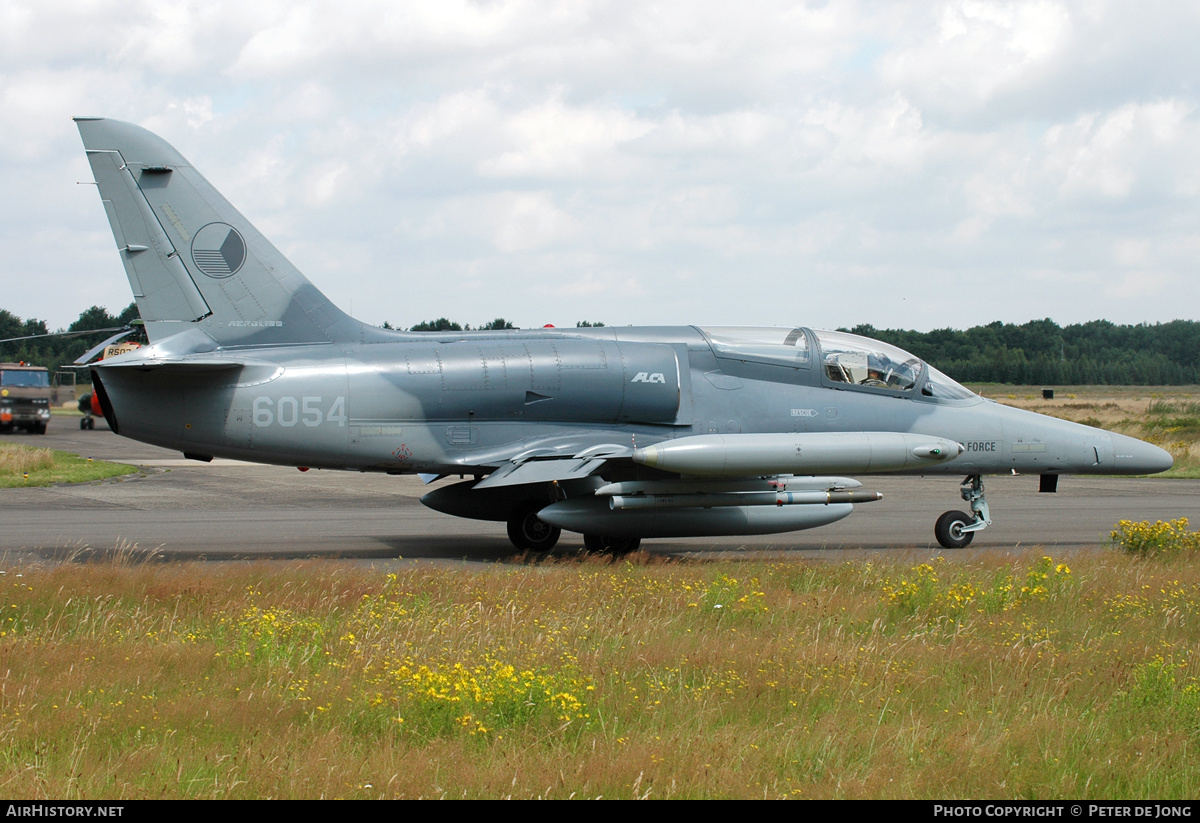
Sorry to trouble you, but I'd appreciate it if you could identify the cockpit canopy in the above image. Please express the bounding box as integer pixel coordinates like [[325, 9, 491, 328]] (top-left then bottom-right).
[[701, 326, 810, 368], [697, 326, 978, 401], [813, 329, 922, 391]]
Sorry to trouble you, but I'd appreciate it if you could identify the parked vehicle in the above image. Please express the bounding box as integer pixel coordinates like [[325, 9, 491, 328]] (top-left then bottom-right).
[[0, 362, 52, 434]]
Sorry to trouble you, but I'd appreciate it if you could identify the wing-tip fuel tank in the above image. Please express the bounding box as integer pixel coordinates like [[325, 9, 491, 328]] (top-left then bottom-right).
[[73, 117, 1175, 553]]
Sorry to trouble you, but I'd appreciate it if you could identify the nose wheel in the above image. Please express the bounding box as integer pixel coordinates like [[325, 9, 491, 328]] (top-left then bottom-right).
[[935, 475, 991, 549], [935, 510, 974, 548]]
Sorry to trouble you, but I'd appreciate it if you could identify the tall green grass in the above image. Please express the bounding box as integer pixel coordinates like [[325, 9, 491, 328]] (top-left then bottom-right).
[[0, 443, 136, 488], [2, 547, 1199, 798]]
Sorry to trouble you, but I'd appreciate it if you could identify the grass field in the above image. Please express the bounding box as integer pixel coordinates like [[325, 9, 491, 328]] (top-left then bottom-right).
[[2, 544, 1198, 799], [972, 385, 1200, 478], [0, 443, 137, 488], [2, 388, 1197, 798]]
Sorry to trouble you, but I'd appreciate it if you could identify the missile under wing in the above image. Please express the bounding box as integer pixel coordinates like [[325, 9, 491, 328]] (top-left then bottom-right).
[[75, 117, 1173, 553]]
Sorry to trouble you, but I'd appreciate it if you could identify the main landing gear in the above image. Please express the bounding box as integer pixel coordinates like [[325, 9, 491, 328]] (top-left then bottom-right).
[[78, 394, 97, 430], [507, 502, 562, 552], [935, 474, 991, 549], [504, 503, 642, 556]]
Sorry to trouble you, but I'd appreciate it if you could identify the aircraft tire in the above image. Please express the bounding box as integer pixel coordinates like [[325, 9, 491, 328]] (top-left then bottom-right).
[[935, 510, 974, 549], [80, 418, 88, 430], [583, 534, 642, 556], [507, 503, 561, 552]]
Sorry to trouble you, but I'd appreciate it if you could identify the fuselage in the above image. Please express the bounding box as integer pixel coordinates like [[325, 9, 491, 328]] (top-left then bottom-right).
[[93, 323, 1172, 479]]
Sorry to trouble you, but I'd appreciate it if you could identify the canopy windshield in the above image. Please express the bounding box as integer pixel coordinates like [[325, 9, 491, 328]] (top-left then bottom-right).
[[814, 329, 922, 392], [699, 326, 810, 367], [921, 364, 978, 401]]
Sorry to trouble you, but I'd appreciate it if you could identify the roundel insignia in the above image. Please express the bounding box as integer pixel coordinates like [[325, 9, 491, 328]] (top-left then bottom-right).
[[191, 223, 246, 277]]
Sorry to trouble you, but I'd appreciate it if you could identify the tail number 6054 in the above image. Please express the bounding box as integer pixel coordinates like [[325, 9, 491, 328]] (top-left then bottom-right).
[[253, 396, 347, 427]]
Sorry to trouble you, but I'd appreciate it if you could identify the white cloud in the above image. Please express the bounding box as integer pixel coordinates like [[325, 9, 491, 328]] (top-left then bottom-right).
[[492, 191, 578, 253], [548, 270, 645, 300], [1045, 100, 1197, 200], [2, 0, 1199, 331], [881, 0, 1072, 113], [1104, 271, 1171, 300], [479, 97, 653, 179], [800, 93, 932, 174]]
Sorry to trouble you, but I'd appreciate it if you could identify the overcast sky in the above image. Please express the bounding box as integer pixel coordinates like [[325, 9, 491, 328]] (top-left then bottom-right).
[[2, 0, 1198, 333]]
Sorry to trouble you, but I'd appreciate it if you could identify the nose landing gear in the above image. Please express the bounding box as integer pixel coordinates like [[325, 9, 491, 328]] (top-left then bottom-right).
[[935, 474, 991, 549]]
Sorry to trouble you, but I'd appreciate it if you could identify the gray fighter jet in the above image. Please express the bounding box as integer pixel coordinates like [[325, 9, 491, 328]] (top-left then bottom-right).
[[74, 117, 1173, 553]]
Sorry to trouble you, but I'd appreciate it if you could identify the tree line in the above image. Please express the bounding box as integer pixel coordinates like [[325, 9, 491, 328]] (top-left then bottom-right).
[[4, 306, 1197, 385], [843, 318, 1200, 385], [401, 316, 1200, 385], [382, 318, 606, 331], [0, 304, 140, 383], [383, 318, 519, 331]]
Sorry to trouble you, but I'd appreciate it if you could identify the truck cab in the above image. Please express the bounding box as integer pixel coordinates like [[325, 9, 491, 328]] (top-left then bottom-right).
[[0, 363, 52, 434]]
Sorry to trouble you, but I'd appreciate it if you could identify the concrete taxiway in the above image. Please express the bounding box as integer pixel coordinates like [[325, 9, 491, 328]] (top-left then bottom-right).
[[3, 420, 1199, 563]]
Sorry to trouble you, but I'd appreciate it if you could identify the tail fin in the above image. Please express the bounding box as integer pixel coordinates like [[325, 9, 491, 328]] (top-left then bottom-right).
[[75, 117, 360, 346]]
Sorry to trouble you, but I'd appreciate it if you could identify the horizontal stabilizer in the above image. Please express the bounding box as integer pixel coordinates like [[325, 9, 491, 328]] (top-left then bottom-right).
[[73, 329, 138, 365], [94, 357, 244, 371]]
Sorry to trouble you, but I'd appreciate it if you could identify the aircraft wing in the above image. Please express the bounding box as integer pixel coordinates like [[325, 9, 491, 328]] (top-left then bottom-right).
[[471, 442, 635, 488], [469, 431, 961, 491], [473, 456, 610, 489]]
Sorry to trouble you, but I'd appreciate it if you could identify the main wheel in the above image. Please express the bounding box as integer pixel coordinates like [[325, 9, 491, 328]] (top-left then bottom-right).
[[583, 534, 642, 556], [935, 510, 975, 549], [507, 503, 561, 552]]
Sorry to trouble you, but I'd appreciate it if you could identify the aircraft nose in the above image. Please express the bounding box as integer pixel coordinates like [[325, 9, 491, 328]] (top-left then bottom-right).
[[1111, 432, 1174, 475]]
